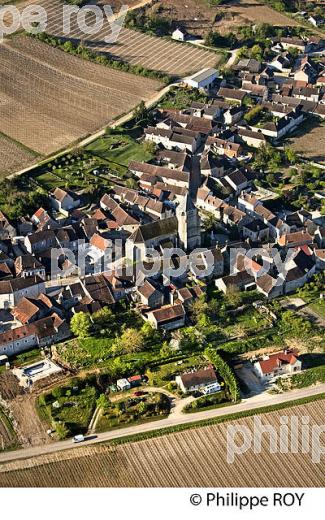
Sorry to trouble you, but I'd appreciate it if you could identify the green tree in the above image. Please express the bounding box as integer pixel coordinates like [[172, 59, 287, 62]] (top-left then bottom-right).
[[284, 147, 298, 165], [96, 393, 109, 409], [160, 341, 172, 358], [225, 285, 241, 308], [119, 328, 144, 353], [133, 100, 148, 122], [70, 312, 91, 339], [54, 421, 70, 440], [189, 296, 208, 323], [92, 307, 114, 331]]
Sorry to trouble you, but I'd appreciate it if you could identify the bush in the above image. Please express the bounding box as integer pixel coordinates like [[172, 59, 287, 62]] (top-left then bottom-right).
[[290, 365, 325, 389]]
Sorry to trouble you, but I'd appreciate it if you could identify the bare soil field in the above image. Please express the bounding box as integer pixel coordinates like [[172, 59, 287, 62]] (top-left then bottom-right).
[[287, 119, 325, 164], [134, 0, 299, 37], [226, 0, 299, 28], [0, 399, 324, 487], [40, 0, 220, 76], [0, 134, 39, 178], [8, 395, 51, 448], [0, 372, 24, 401], [0, 34, 161, 157]]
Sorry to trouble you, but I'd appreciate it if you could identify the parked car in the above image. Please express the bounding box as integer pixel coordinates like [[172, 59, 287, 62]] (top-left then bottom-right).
[[73, 434, 85, 443]]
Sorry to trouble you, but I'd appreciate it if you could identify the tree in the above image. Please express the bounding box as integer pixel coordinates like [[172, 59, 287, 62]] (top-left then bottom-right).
[[70, 312, 91, 339], [96, 393, 109, 409], [92, 307, 114, 331], [189, 296, 208, 323], [119, 328, 144, 353], [133, 100, 148, 122], [284, 147, 298, 165], [160, 341, 172, 358], [225, 285, 241, 308], [54, 421, 70, 440]]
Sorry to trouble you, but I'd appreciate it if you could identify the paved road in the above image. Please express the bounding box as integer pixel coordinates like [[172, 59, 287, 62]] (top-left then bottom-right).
[[1, 383, 324, 464]]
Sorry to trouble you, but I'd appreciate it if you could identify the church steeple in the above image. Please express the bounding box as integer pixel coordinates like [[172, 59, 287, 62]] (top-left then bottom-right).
[[176, 194, 201, 252]]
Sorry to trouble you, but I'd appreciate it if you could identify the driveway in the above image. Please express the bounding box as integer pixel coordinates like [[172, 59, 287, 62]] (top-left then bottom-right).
[[234, 361, 265, 397]]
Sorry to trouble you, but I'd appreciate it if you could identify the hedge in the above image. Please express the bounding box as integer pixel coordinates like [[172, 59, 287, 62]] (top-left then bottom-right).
[[290, 365, 325, 389], [204, 346, 240, 401]]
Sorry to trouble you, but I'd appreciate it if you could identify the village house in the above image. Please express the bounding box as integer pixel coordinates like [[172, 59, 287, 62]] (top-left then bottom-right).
[[237, 128, 267, 148], [0, 314, 71, 356], [129, 161, 190, 188], [278, 230, 314, 249], [145, 303, 186, 330], [0, 276, 45, 309], [176, 365, 221, 394], [242, 220, 269, 242], [24, 229, 58, 255], [200, 151, 227, 178], [253, 349, 302, 382], [0, 211, 16, 240], [215, 271, 256, 294], [50, 188, 80, 214], [217, 87, 247, 105], [205, 137, 243, 159], [14, 254, 46, 280], [280, 37, 306, 52], [135, 279, 164, 309], [172, 27, 188, 41]]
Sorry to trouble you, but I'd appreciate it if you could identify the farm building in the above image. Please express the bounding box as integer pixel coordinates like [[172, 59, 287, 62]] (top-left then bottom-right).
[[184, 68, 218, 91]]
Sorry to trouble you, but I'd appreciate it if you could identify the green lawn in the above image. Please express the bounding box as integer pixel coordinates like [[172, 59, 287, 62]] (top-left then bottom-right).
[[309, 299, 325, 320], [223, 308, 270, 338], [147, 355, 206, 388], [11, 348, 43, 367], [86, 131, 154, 176]]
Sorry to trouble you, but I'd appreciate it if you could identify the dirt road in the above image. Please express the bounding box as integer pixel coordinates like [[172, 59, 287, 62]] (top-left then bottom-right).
[[1, 383, 324, 464]]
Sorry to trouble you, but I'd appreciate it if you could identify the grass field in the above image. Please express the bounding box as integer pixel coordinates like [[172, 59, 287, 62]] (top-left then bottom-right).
[[86, 130, 154, 176], [1, 398, 324, 486]]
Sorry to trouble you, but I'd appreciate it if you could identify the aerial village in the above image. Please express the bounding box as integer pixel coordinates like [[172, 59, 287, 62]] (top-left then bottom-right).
[[0, 25, 325, 445]]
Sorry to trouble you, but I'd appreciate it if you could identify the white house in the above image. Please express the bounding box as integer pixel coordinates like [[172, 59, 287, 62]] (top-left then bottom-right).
[[0, 276, 46, 310], [172, 28, 188, 41], [50, 188, 80, 214], [175, 366, 220, 393], [253, 350, 302, 382]]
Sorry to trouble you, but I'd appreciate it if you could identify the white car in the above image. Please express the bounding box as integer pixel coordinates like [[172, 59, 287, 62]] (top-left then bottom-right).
[[73, 434, 85, 443]]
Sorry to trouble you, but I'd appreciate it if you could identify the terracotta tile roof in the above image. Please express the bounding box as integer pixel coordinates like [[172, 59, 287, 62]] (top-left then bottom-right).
[[257, 350, 299, 375], [149, 304, 185, 324]]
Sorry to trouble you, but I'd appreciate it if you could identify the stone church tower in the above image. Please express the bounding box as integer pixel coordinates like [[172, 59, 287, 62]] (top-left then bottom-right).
[[176, 194, 201, 251]]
